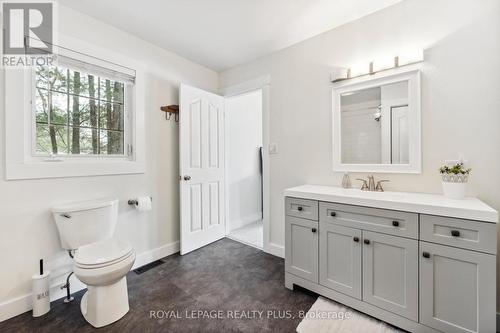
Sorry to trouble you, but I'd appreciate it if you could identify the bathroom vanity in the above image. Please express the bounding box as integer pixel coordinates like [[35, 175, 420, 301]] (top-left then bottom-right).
[[284, 185, 498, 333]]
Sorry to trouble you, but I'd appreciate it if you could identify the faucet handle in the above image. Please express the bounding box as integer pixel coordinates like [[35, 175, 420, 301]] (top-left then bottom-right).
[[375, 180, 390, 192], [356, 178, 369, 191]]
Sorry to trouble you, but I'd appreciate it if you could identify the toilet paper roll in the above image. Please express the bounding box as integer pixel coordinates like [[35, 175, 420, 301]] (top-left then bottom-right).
[[32, 271, 50, 317], [135, 196, 152, 212]]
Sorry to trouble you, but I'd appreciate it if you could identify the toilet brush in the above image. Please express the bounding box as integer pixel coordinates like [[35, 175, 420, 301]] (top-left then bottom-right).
[[32, 259, 50, 317]]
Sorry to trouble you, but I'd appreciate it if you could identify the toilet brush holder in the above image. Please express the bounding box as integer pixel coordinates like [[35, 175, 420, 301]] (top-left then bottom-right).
[[32, 259, 50, 317]]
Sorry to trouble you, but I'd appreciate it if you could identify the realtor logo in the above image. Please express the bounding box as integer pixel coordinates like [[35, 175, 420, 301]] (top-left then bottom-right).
[[2, 1, 55, 66], [2, 1, 53, 55]]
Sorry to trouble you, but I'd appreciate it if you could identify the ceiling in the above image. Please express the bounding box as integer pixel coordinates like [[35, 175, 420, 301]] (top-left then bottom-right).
[[58, 0, 402, 71]]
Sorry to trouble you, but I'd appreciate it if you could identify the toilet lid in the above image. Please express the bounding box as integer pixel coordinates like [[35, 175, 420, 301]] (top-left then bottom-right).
[[75, 239, 133, 267]]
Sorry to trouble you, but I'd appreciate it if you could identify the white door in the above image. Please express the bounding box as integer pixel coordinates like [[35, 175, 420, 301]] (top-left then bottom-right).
[[362, 231, 418, 321], [391, 105, 409, 164], [180, 84, 225, 255]]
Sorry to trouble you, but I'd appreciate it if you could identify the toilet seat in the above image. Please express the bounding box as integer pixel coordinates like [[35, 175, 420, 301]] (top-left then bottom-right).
[[75, 239, 133, 269]]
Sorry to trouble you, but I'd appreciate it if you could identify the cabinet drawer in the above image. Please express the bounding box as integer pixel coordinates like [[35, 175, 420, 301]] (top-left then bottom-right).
[[319, 202, 418, 239], [420, 215, 497, 254], [285, 197, 318, 221]]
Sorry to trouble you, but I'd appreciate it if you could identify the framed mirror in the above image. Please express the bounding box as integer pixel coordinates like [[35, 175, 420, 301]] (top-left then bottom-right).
[[332, 68, 421, 173]]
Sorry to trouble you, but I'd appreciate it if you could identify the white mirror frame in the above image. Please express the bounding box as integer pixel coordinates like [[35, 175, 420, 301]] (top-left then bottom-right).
[[332, 67, 421, 174]]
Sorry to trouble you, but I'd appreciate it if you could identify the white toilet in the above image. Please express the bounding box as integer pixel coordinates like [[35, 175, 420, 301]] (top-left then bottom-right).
[[52, 198, 136, 328]]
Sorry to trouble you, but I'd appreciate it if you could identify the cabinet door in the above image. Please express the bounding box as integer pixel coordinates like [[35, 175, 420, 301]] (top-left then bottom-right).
[[420, 242, 496, 333], [362, 231, 418, 321], [285, 216, 318, 282], [319, 223, 361, 299]]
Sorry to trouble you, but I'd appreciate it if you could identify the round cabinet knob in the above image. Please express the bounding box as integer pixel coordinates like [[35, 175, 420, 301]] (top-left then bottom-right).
[[311, 228, 317, 233], [363, 239, 370, 245], [422, 252, 431, 258], [297, 206, 303, 211], [183, 175, 191, 181], [353, 237, 359, 242], [392, 221, 400, 227], [450, 230, 460, 237], [330, 212, 336, 217]]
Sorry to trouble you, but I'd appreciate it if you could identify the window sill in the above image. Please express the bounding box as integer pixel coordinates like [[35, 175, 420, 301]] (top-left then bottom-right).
[[5, 159, 145, 180]]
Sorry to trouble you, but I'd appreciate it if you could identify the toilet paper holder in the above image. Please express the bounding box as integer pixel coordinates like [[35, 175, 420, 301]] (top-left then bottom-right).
[[128, 197, 152, 206]]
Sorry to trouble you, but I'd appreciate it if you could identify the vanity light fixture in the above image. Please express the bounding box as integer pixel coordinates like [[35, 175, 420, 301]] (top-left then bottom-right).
[[331, 49, 423, 83]]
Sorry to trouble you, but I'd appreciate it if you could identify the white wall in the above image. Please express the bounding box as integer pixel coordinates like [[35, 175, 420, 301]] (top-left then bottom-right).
[[219, 0, 500, 308], [0, 5, 218, 320], [226, 90, 263, 231]]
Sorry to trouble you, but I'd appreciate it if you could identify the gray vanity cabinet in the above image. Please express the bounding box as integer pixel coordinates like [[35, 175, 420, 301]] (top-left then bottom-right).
[[284, 186, 497, 333], [362, 231, 418, 321], [285, 216, 318, 283], [419, 241, 496, 333], [319, 223, 362, 299]]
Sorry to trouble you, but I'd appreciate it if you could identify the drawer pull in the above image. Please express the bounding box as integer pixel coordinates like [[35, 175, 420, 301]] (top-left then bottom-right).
[[330, 211, 336, 217], [353, 236, 359, 242], [392, 221, 399, 227], [422, 252, 431, 258], [450, 230, 460, 237], [363, 239, 370, 245], [297, 206, 303, 211], [311, 228, 317, 233]]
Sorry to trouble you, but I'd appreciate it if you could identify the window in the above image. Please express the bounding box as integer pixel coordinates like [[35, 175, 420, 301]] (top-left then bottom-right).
[[34, 64, 128, 157], [5, 37, 145, 180]]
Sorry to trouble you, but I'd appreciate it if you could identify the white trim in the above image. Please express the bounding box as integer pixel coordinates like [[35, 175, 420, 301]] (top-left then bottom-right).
[[225, 234, 263, 251], [219, 75, 271, 97], [220, 76, 271, 255], [267, 242, 285, 258], [4, 33, 146, 180], [332, 66, 422, 174], [0, 241, 179, 322]]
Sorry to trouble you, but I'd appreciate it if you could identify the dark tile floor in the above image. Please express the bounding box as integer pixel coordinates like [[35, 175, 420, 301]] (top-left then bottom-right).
[[0, 238, 317, 333]]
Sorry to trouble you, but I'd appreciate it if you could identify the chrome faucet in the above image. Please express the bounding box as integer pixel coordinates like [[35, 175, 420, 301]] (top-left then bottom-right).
[[356, 175, 389, 192]]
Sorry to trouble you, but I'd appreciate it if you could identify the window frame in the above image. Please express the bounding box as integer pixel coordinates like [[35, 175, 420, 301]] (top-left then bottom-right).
[[4, 34, 146, 180]]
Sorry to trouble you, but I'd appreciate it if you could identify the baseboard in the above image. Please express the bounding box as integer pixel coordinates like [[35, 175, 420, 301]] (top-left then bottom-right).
[[0, 240, 180, 323], [266, 242, 284, 258]]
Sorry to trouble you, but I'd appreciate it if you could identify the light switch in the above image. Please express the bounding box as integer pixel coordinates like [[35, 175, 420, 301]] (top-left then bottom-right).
[[269, 143, 278, 154]]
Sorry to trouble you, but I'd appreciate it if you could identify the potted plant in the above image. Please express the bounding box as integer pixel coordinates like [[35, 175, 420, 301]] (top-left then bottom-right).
[[439, 162, 471, 199]]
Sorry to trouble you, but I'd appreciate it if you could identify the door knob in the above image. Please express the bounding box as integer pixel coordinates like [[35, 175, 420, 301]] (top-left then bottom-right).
[[363, 239, 370, 245], [330, 211, 336, 217], [311, 228, 317, 233], [297, 206, 303, 211], [353, 237, 359, 242], [422, 252, 431, 258], [183, 175, 191, 181]]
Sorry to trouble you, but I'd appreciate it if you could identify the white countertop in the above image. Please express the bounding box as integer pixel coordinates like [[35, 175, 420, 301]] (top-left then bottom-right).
[[284, 185, 498, 223]]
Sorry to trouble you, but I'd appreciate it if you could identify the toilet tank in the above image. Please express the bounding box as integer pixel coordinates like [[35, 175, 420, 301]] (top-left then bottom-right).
[[52, 198, 119, 250]]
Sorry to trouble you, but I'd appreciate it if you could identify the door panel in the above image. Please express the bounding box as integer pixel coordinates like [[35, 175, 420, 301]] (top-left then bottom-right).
[[180, 84, 225, 255], [420, 242, 496, 333], [362, 231, 418, 321], [285, 216, 318, 283], [319, 223, 361, 299]]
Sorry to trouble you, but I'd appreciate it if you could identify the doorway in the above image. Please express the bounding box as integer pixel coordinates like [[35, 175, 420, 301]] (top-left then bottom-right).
[[225, 89, 264, 249]]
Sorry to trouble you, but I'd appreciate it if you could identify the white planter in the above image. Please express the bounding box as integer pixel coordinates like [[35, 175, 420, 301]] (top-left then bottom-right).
[[441, 181, 467, 200]]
